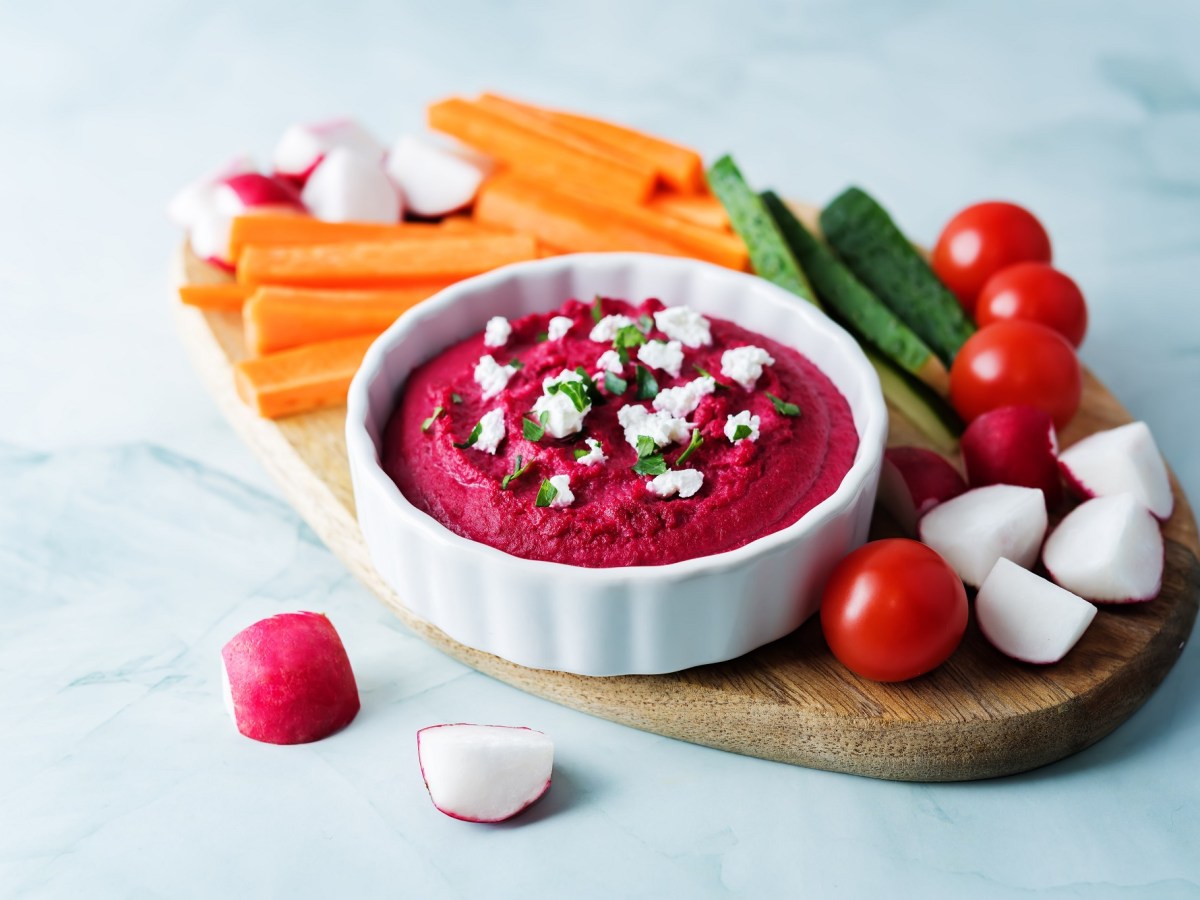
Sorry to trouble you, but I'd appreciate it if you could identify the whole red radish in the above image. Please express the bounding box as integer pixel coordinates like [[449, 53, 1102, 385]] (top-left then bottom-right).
[[877, 447, 967, 535], [976, 262, 1088, 347], [221, 611, 359, 745], [960, 405, 1062, 507]]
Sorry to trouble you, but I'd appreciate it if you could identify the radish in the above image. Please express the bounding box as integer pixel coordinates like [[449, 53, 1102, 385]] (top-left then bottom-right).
[[272, 118, 385, 185], [960, 405, 1062, 507], [976, 558, 1097, 664], [301, 147, 402, 223], [877, 447, 967, 535], [1058, 421, 1174, 520], [167, 154, 255, 228], [416, 724, 554, 823], [385, 135, 489, 218], [918, 484, 1048, 587], [1042, 494, 1164, 603], [221, 611, 359, 745], [189, 172, 305, 269]]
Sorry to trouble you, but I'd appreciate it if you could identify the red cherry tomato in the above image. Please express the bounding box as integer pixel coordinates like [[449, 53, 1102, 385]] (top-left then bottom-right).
[[820, 539, 968, 683], [950, 320, 1081, 429], [932, 202, 1052, 314], [975, 262, 1088, 347]]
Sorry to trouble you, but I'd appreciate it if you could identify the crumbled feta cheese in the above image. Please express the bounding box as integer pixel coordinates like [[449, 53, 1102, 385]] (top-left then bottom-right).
[[575, 438, 607, 466], [532, 390, 589, 439], [474, 354, 519, 400], [721, 345, 775, 390], [484, 316, 511, 348], [474, 408, 506, 454], [589, 314, 635, 343], [725, 410, 761, 443], [541, 368, 583, 393], [547, 474, 574, 508], [595, 349, 624, 374], [617, 404, 691, 450], [653, 306, 712, 348], [652, 376, 715, 418], [647, 469, 704, 499], [637, 340, 684, 377], [547, 315, 573, 341]]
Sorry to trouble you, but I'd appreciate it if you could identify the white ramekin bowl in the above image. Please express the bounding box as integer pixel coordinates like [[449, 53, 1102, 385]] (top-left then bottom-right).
[[346, 253, 887, 676]]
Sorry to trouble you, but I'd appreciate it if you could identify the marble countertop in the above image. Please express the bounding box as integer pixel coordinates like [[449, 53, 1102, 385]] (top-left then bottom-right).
[[4, 1, 1198, 896]]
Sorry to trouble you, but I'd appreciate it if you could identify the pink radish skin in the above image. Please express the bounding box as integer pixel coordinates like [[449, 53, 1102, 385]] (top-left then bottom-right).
[[188, 173, 305, 266], [167, 154, 256, 228], [976, 558, 1097, 665], [273, 118, 385, 185], [221, 611, 359, 745], [961, 405, 1063, 507], [877, 447, 967, 536], [416, 724, 553, 823], [1058, 421, 1174, 520]]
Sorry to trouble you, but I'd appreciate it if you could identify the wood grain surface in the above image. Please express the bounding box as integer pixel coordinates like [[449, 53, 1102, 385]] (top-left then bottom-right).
[[172, 232, 1199, 782]]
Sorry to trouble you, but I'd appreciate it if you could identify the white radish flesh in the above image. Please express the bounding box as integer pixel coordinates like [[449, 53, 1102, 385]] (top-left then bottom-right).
[[976, 558, 1097, 664], [273, 118, 385, 183], [301, 148, 402, 223], [1058, 421, 1174, 520], [167, 154, 255, 228], [189, 173, 304, 267], [385, 135, 488, 217]]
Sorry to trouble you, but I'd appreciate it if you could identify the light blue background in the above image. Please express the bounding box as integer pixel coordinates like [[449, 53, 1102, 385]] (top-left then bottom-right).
[[4, 1, 1199, 897]]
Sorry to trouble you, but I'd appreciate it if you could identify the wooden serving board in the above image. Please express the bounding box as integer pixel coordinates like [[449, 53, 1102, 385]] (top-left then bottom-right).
[[174, 238, 1199, 782]]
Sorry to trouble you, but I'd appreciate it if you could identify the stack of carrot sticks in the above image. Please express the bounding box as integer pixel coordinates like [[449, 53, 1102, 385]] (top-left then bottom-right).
[[176, 93, 744, 419]]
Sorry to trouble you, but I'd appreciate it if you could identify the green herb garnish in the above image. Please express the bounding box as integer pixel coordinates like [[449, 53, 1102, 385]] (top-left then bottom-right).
[[613, 324, 647, 351], [638, 313, 655, 334], [632, 454, 668, 476], [450, 393, 463, 404], [547, 379, 590, 412], [453, 419, 483, 449], [574, 366, 606, 406], [573, 441, 600, 462], [535, 478, 559, 508], [635, 434, 658, 459], [635, 364, 659, 400], [675, 428, 704, 466], [604, 371, 629, 396], [732, 423, 752, 442], [509, 357, 524, 370], [523, 412, 548, 441], [766, 392, 802, 417], [692, 365, 728, 389], [421, 406, 444, 432], [501, 454, 532, 490], [591, 295, 604, 324], [534, 331, 549, 343]]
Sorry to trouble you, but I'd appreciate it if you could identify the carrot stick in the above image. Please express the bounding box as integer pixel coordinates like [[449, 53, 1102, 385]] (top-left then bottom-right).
[[244, 285, 447, 355], [428, 97, 656, 204], [647, 191, 732, 232], [233, 334, 376, 419], [178, 283, 253, 311], [236, 232, 539, 288], [228, 214, 445, 262]]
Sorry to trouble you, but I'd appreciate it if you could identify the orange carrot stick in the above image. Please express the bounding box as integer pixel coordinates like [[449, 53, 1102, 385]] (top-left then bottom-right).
[[178, 283, 253, 311], [233, 334, 376, 419], [479, 93, 706, 194], [244, 285, 448, 355], [228, 214, 447, 262], [428, 97, 656, 204], [236, 232, 539, 288], [647, 191, 732, 232]]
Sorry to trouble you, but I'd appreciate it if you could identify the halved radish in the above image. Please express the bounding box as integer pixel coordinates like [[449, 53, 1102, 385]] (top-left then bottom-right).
[[385, 135, 489, 218], [221, 611, 360, 745], [918, 484, 1047, 587], [877, 447, 967, 536], [960, 405, 1062, 507], [167, 154, 256, 228], [417, 724, 553, 823], [189, 173, 305, 269], [1042, 494, 1163, 603], [976, 558, 1097, 664], [301, 147, 402, 223], [272, 118, 385, 185], [1058, 421, 1174, 520]]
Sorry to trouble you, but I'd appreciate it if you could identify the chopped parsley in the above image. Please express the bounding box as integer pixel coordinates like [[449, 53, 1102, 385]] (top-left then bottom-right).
[[509, 357, 524, 370], [450, 393, 463, 404], [501, 454, 531, 490], [591, 295, 604, 324], [692, 364, 729, 389], [766, 392, 802, 417], [635, 434, 658, 459], [573, 441, 599, 461], [604, 371, 629, 396], [421, 406, 444, 432], [453, 419, 483, 449], [574, 366, 606, 406], [534, 330, 549, 343], [523, 412, 548, 441], [613, 324, 647, 351], [535, 478, 559, 508], [638, 313, 654, 334], [635, 364, 659, 401], [675, 428, 704, 466], [632, 453, 668, 476], [547, 378, 590, 412], [732, 423, 753, 441]]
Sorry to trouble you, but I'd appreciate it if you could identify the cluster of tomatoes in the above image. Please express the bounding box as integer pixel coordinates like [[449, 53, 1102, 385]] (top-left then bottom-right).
[[934, 201, 1089, 429]]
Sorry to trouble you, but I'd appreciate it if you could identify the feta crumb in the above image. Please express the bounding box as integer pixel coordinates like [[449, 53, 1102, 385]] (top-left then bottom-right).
[[547, 474, 574, 508], [647, 469, 704, 499], [652, 376, 715, 418], [721, 345, 775, 390], [575, 438, 607, 466], [617, 404, 691, 450], [653, 306, 712, 348], [637, 340, 684, 377], [589, 314, 635, 343], [595, 349, 624, 374], [474, 354, 519, 400], [725, 410, 761, 443], [541, 368, 583, 393], [474, 408, 506, 454], [532, 390, 589, 439], [547, 315, 574, 341], [484, 316, 512, 348]]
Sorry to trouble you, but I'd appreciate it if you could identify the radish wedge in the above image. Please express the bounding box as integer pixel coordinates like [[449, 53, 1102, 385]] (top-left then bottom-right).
[[961, 405, 1062, 507], [273, 118, 385, 184], [301, 148, 402, 223], [918, 484, 1047, 588], [385, 135, 488, 217], [189, 173, 305, 267], [877, 447, 966, 536], [417, 724, 553, 823], [1058, 421, 1174, 520], [976, 558, 1097, 664], [1042, 494, 1164, 603], [167, 154, 255, 228]]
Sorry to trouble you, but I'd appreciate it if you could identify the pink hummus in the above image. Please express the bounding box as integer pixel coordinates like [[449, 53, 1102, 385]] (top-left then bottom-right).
[[382, 297, 858, 567]]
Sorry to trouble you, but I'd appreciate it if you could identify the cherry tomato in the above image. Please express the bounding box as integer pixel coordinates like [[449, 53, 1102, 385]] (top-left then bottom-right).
[[820, 539, 968, 682], [932, 202, 1052, 314], [950, 320, 1081, 428], [975, 262, 1088, 347]]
